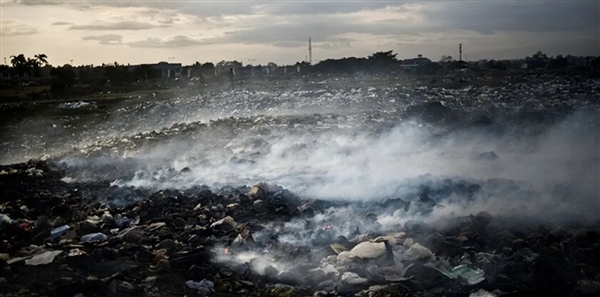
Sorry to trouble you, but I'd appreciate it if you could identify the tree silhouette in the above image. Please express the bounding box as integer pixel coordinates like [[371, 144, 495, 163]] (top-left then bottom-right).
[[368, 50, 397, 61], [26, 58, 38, 81], [132, 64, 159, 80], [10, 54, 28, 79], [440, 55, 453, 63], [548, 55, 569, 70], [200, 62, 214, 72], [10, 54, 26, 67], [532, 51, 548, 60], [34, 54, 48, 66], [104, 63, 131, 85], [368, 50, 398, 72], [50, 65, 76, 90], [527, 51, 550, 69]]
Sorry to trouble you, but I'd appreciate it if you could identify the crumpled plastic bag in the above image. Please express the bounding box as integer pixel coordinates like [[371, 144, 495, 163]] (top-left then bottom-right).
[[25, 250, 63, 266], [404, 243, 433, 261]]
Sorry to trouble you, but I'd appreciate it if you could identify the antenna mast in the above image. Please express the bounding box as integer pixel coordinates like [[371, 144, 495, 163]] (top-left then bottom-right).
[[308, 37, 312, 65]]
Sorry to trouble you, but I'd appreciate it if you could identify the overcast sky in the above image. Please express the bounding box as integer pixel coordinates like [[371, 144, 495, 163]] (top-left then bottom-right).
[[1, 0, 598, 66]]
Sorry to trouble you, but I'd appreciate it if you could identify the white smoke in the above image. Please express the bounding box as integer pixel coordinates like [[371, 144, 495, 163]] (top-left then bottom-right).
[[41, 98, 597, 224]]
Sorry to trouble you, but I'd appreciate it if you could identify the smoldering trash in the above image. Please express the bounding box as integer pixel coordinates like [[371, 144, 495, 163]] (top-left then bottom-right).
[[1, 74, 600, 297]]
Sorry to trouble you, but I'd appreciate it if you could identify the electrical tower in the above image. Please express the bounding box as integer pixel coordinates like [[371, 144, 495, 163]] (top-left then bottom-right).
[[459, 43, 462, 61], [308, 37, 312, 65]]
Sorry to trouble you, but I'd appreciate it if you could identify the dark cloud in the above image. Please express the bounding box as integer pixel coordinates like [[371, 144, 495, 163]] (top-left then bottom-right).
[[69, 21, 162, 30], [429, 1, 600, 34], [197, 1, 598, 50], [82, 34, 123, 45], [252, 1, 394, 15], [128, 35, 206, 48], [8, 0, 397, 17], [8, 0, 599, 37], [202, 13, 424, 48], [51, 21, 73, 26]]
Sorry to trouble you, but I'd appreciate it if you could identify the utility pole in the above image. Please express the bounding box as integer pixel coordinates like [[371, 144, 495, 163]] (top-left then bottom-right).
[[459, 43, 462, 62]]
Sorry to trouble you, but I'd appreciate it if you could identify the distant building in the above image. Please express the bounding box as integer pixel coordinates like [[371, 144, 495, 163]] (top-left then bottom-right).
[[215, 61, 243, 75], [280, 65, 299, 76], [400, 56, 432, 68], [150, 62, 182, 78]]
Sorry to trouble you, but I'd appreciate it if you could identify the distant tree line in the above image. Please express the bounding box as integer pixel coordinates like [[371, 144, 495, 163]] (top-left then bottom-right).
[[9, 54, 49, 81], [2, 51, 599, 92]]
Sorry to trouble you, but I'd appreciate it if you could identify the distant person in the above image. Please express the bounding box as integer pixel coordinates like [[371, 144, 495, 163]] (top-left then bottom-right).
[[228, 68, 235, 90]]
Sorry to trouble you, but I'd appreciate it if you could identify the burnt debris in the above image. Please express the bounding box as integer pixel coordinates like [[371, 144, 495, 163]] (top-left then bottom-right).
[[1, 160, 599, 297]]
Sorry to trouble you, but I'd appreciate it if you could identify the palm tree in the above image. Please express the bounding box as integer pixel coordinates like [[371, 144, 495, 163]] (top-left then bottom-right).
[[10, 54, 26, 68], [32, 54, 49, 78], [26, 58, 39, 81], [34, 54, 48, 66], [10, 54, 28, 83]]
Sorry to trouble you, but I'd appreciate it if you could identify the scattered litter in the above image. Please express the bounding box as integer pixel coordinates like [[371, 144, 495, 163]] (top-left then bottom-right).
[[404, 243, 433, 261], [81, 233, 108, 243], [186, 279, 214, 295], [50, 225, 70, 238], [0, 214, 13, 230], [25, 250, 63, 266], [428, 264, 486, 285], [470, 289, 498, 297], [210, 216, 237, 229]]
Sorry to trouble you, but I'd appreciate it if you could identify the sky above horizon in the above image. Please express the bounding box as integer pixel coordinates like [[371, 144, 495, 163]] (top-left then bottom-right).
[[1, 0, 599, 66]]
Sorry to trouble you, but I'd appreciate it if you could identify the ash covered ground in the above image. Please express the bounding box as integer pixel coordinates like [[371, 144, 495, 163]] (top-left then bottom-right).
[[1, 73, 600, 297]]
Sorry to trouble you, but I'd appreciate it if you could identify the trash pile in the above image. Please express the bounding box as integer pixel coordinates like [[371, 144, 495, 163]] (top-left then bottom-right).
[[2, 159, 599, 297], [2, 71, 599, 165]]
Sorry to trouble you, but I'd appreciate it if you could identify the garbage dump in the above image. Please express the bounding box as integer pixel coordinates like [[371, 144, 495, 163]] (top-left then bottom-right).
[[1, 72, 599, 296], [1, 158, 599, 296]]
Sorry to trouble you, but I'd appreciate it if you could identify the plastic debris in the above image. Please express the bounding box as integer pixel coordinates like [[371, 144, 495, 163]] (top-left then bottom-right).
[[0, 214, 13, 230], [186, 279, 214, 295], [81, 233, 108, 243], [210, 216, 237, 229], [116, 216, 131, 228], [342, 272, 369, 285], [470, 289, 498, 297], [25, 250, 63, 266], [50, 225, 70, 238], [341, 241, 386, 260], [329, 243, 347, 254], [404, 243, 433, 260], [428, 264, 485, 285]]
